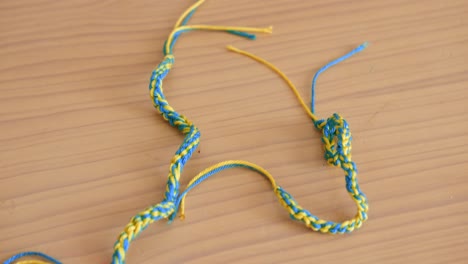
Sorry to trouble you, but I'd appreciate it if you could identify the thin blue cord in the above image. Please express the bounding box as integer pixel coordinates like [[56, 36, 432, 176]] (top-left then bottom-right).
[[227, 30, 257, 40], [181, 8, 197, 26], [162, 5, 197, 56], [310, 42, 368, 114], [3, 252, 62, 264], [181, 6, 256, 40]]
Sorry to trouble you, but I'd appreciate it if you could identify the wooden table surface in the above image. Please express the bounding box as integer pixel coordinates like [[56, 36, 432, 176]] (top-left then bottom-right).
[[1, 0, 467, 263]]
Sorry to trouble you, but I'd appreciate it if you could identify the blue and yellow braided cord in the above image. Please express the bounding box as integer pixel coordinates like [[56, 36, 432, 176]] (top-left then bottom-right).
[[4, 0, 368, 263], [171, 44, 369, 234]]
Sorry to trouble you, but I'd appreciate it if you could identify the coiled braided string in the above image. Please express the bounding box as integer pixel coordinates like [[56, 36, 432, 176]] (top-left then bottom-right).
[[4, 0, 368, 263]]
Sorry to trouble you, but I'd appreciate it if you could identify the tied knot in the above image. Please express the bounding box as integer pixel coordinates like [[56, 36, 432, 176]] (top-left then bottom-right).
[[314, 113, 352, 167]]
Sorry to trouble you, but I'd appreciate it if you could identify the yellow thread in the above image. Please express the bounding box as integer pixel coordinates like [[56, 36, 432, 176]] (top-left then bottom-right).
[[174, 0, 206, 28], [165, 25, 273, 54], [178, 160, 278, 219], [226, 45, 319, 122]]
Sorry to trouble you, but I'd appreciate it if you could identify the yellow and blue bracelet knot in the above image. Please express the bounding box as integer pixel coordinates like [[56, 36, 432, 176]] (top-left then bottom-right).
[[315, 113, 353, 167]]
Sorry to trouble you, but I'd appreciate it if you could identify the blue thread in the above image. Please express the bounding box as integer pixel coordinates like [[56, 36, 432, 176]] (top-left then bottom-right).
[[310, 42, 368, 114], [181, 8, 197, 26], [168, 29, 189, 54], [227, 30, 257, 40], [3, 252, 62, 264]]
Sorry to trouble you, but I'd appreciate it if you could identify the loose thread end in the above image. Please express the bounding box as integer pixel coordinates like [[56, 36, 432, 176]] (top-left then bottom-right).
[[179, 200, 186, 221], [230, 25, 272, 40], [226, 45, 238, 52], [356, 41, 369, 52], [227, 30, 257, 40]]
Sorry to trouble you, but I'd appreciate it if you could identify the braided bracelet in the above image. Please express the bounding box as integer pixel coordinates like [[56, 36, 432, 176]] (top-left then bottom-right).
[[4, 1, 368, 263]]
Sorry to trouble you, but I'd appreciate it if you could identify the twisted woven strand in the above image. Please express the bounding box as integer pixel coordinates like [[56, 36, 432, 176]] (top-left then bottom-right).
[[110, 1, 273, 263], [228, 45, 369, 233], [3, 1, 272, 263], [172, 44, 369, 234], [3, 0, 369, 263]]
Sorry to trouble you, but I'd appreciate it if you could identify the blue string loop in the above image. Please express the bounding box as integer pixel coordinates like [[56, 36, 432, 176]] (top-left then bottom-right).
[[3, 252, 62, 264]]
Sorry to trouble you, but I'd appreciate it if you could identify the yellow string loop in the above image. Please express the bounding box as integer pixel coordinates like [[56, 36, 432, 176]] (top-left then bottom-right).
[[178, 160, 278, 219]]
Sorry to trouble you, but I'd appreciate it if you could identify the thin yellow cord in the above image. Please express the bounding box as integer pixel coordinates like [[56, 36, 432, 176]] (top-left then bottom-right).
[[173, 0, 205, 29], [226, 45, 319, 122], [178, 160, 278, 219], [165, 25, 273, 54]]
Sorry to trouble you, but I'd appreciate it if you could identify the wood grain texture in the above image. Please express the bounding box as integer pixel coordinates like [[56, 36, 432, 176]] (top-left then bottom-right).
[[1, 0, 467, 263]]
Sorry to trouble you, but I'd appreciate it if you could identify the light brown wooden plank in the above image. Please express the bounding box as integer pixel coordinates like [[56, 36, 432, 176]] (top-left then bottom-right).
[[1, 0, 467, 263]]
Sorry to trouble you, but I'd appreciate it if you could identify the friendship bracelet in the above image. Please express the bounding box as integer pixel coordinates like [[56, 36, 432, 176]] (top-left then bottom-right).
[[4, 1, 368, 263]]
